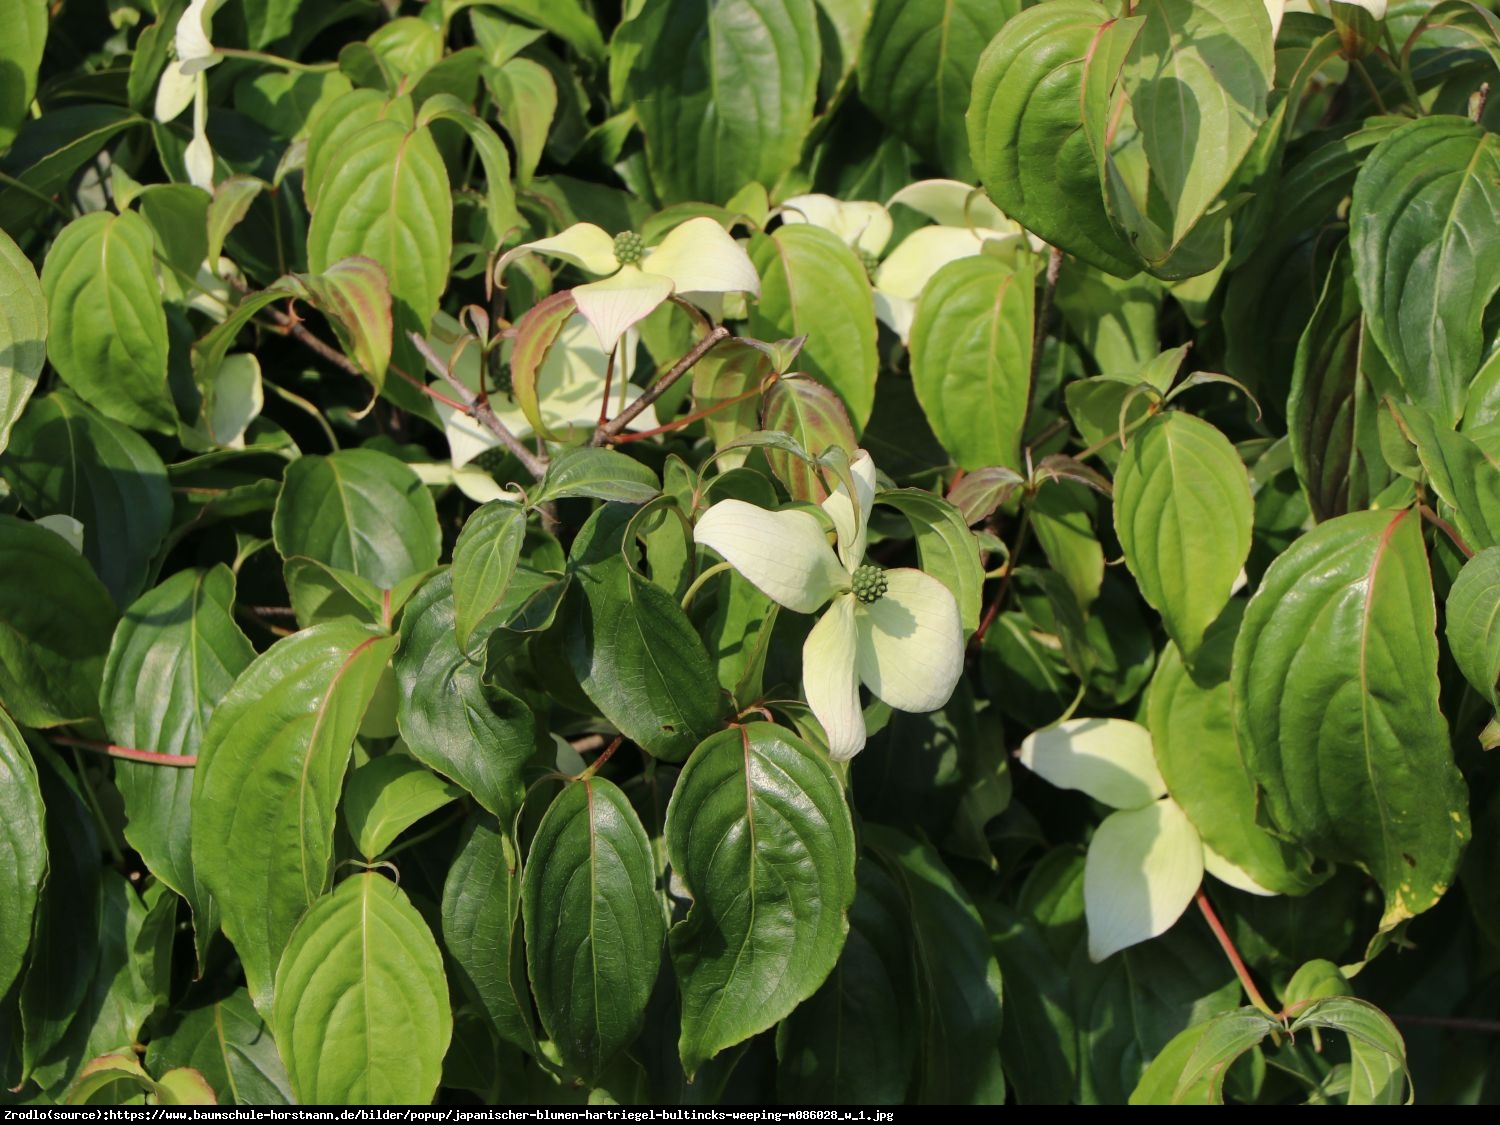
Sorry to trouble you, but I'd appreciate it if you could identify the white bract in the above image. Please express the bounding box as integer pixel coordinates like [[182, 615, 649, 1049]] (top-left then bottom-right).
[[155, 0, 224, 191], [1263, 0, 1385, 38], [780, 180, 1037, 343], [1019, 718, 1273, 962], [693, 451, 964, 761], [494, 217, 760, 355]]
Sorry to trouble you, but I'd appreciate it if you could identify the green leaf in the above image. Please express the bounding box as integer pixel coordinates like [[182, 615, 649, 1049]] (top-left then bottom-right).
[[1350, 116, 1500, 425], [1094, 0, 1273, 266], [666, 723, 857, 1078], [1391, 402, 1500, 552], [877, 487, 985, 635], [0, 0, 46, 152], [0, 106, 141, 238], [567, 505, 727, 763], [343, 754, 463, 860], [452, 501, 528, 651], [855, 0, 1018, 180], [0, 708, 44, 999], [522, 777, 664, 1080], [394, 571, 538, 822], [145, 989, 292, 1106], [288, 257, 393, 390], [619, 0, 819, 204], [531, 447, 662, 506], [1447, 547, 1500, 710], [441, 813, 535, 1053], [909, 254, 1033, 472], [19, 747, 101, 1079], [193, 621, 397, 1013], [305, 116, 452, 374], [1128, 1008, 1273, 1105], [415, 93, 521, 249], [1287, 245, 1390, 522], [2, 393, 172, 607], [243, 0, 306, 48], [0, 513, 116, 727], [1030, 482, 1105, 612], [39, 210, 174, 433], [1233, 508, 1468, 929], [474, 0, 605, 62], [65, 1053, 154, 1105], [747, 225, 879, 430], [153, 1068, 219, 1106], [1288, 997, 1411, 1104], [0, 227, 44, 452], [486, 57, 556, 186], [273, 449, 441, 590], [1114, 412, 1252, 660], [967, 0, 1139, 277], [776, 859, 917, 1104], [981, 900, 1077, 1105], [1148, 618, 1323, 896], [102, 566, 254, 956], [865, 825, 1006, 1104], [273, 873, 452, 1105]]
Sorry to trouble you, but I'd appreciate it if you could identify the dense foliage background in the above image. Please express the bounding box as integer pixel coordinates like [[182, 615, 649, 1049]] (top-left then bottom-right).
[[2, 0, 1499, 1106]]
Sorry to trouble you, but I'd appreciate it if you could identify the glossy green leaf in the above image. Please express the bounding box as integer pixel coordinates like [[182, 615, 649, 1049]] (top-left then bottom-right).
[[273, 449, 441, 590], [1148, 622, 1322, 896], [0, 513, 116, 727], [486, 57, 555, 186], [288, 257, 393, 389], [477, 0, 605, 62], [1350, 116, 1500, 425], [619, 0, 819, 204], [666, 723, 856, 1078], [1095, 0, 1273, 265], [64, 1053, 155, 1105], [909, 254, 1033, 472], [102, 566, 254, 953], [452, 501, 528, 651], [776, 858, 917, 1105], [567, 505, 726, 763], [2, 393, 172, 607], [522, 777, 664, 1080], [193, 621, 397, 1013], [1234, 508, 1468, 928], [0, 227, 44, 452], [1128, 1008, 1273, 1105], [1288, 997, 1411, 1104], [415, 93, 521, 249], [982, 899, 1077, 1105], [442, 813, 535, 1053], [0, 106, 141, 237], [856, 0, 1017, 180], [273, 874, 452, 1105], [394, 571, 538, 821], [1392, 402, 1500, 552], [531, 447, 662, 506], [865, 825, 1006, 1103], [967, 0, 1139, 277], [1114, 413, 1252, 660], [1447, 547, 1500, 709], [40, 210, 174, 432], [0, 0, 46, 152], [747, 224, 879, 431], [1030, 482, 1105, 612], [305, 117, 452, 369], [146, 989, 292, 1106], [343, 754, 463, 860], [877, 488, 985, 635], [0, 708, 44, 999]]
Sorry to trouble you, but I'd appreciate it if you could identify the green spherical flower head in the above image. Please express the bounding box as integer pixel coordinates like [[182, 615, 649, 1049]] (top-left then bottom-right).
[[613, 230, 646, 266], [851, 563, 888, 605], [858, 249, 881, 279]]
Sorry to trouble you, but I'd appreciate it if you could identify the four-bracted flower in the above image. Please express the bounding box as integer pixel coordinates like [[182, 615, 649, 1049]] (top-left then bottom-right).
[[494, 217, 760, 356], [694, 451, 964, 760]]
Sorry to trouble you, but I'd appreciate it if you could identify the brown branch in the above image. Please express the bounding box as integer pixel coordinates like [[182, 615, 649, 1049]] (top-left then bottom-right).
[[406, 331, 549, 480], [1391, 1013, 1500, 1035], [590, 326, 731, 447], [51, 734, 196, 769]]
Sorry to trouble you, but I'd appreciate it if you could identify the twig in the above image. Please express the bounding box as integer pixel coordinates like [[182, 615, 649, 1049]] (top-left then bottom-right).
[[970, 503, 1033, 650], [406, 331, 549, 480], [1027, 246, 1065, 430], [591, 326, 730, 446], [52, 734, 197, 769], [1390, 1013, 1500, 1035], [1419, 502, 1474, 560], [1196, 889, 1276, 1018]]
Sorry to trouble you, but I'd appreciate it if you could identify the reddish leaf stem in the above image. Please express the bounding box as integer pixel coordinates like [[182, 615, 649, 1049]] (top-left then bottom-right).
[[591, 326, 730, 446], [1196, 888, 1275, 1017], [51, 734, 196, 769]]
